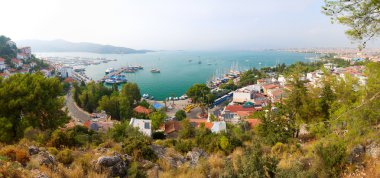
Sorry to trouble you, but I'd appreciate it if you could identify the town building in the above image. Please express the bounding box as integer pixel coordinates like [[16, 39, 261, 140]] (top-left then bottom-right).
[[0, 57, 6, 70], [11, 58, 23, 68], [129, 118, 152, 136]]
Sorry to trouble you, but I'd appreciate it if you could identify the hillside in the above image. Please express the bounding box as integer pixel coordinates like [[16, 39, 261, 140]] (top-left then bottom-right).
[[17, 39, 152, 54]]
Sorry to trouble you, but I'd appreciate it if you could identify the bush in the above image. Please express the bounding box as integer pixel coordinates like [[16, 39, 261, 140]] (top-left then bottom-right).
[[174, 139, 193, 153], [48, 147, 59, 155], [0, 146, 30, 166], [123, 137, 156, 161], [57, 148, 74, 165], [315, 141, 347, 177]]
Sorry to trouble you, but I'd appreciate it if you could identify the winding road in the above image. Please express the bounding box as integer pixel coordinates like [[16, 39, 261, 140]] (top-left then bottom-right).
[[65, 87, 91, 123]]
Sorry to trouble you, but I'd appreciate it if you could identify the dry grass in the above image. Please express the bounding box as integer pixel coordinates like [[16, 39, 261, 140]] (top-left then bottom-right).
[[157, 158, 171, 172], [0, 145, 30, 165]]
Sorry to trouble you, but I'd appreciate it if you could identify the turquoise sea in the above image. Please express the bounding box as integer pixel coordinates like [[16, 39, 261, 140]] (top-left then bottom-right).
[[37, 51, 317, 100]]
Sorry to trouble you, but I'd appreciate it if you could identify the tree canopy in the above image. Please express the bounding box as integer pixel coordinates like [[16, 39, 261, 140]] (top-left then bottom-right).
[[323, 0, 380, 49], [0, 73, 69, 143]]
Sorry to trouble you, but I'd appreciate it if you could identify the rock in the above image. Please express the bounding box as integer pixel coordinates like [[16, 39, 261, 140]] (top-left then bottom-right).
[[110, 160, 128, 177], [150, 145, 166, 159], [28, 146, 40, 156], [366, 142, 380, 159], [96, 155, 129, 177], [97, 156, 122, 167], [186, 148, 208, 166], [348, 144, 365, 164], [36, 151, 56, 166]]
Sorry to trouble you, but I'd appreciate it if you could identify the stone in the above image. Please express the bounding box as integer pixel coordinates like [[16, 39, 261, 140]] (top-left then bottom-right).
[[28, 146, 40, 155], [348, 144, 365, 164], [366, 142, 380, 159], [97, 156, 122, 167], [36, 151, 56, 166], [186, 148, 208, 166], [96, 155, 129, 177]]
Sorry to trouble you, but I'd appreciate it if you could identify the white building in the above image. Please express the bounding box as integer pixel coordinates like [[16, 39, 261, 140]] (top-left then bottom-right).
[[0, 57, 6, 70], [59, 66, 72, 78], [211, 121, 227, 133], [232, 84, 261, 103], [129, 118, 152, 136], [11, 58, 23, 68]]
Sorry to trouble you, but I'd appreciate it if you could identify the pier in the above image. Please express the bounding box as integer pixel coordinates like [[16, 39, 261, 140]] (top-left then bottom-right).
[[98, 67, 133, 83]]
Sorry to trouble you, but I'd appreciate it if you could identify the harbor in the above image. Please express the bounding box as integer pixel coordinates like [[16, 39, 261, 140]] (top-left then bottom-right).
[[37, 50, 316, 100]]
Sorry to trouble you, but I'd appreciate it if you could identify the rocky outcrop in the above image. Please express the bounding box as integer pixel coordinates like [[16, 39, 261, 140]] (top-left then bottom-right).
[[151, 144, 186, 168], [96, 154, 129, 177], [28, 146, 40, 156], [186, 148, 208, 166], [366, 141, 380, 159], [36, 151, 56, 166], [348, 144, 365, 164]]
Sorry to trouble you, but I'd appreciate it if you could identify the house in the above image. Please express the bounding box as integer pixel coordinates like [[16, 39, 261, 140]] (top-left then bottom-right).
[[233, 89, 254, 103], [222, 105, 256, 122], [262, 83, 279, 95], [129, 118, 152, 136], [245, 119, 261, 128], [163, 120, 181, 138], [17, 47, 32, 60], [267, 88, 286, 103], [0, 57, 6, 70], [134, 105, 152, 115], [211, 121, 227, 133], [189, 119, 213, 129], [59, 66, 72, 78], [11, 58, 23, 68]]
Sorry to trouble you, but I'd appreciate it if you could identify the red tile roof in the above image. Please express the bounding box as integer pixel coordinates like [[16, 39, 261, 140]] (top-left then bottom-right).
[[0, 57, 5, 62], [262, 84, 279, 90], [11, 58, 22, 64], [134, 106, 152, 115], [63, 77, 75, 83], [245, 119, 261, 128], [164, 120, 181, 134], [83, 120, 91, 128], [225, 105, 255, 113]]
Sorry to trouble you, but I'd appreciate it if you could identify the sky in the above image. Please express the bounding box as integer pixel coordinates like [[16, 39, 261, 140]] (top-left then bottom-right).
[[1, 0, 379, 50]]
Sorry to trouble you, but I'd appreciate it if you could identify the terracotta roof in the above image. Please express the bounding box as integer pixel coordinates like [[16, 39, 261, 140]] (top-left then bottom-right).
[[0, 57, 5, 62], [262, 84, 279, 90], [236, 111, 253, 117], [225, 105, 255, 113], [164, 120, 181, 134], [11, 58, 22, 64], [83, 120, 91, 128], [204, 122, 214, 129], [63, 77, 75, 83], [189, 119, 207, 128], [134, 106, 152, 115], [245, 119, 261, 128]]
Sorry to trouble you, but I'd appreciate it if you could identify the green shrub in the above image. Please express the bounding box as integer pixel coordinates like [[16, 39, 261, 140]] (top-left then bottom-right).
[[174, 139, 193, 153], [315, 141, 346, 177], [47, 147, 59, 155], [57, 148, 74, 165]]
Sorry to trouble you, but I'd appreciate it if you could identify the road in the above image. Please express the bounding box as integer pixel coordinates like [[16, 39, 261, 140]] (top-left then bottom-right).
[[65, 88, 91, 123]]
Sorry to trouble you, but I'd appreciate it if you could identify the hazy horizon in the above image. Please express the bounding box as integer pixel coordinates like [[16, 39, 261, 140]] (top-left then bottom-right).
[[2, 0, 380, 50]]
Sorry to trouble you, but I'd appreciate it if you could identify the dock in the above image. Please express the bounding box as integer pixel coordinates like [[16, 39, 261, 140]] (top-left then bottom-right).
[[98, 67, 134, 83]]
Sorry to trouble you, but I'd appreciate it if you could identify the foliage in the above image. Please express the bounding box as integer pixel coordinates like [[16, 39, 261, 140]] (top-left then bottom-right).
[[174, 139, 193, 153], [57, 148, 74, 165], [238, 68, 266, 87], [149, 110, 166, 130], [0, 35, 17, 59], [75, 82, 113, 113], [315, 140, 347, 177], [0, 73, 69, 143], [174, 109, 187, 121], [178, 119, 195, 139], [219, 79, 238, 91], [186, 83, 212, 104], [323, 0, 380, 49], [98, 94, 121, 120]]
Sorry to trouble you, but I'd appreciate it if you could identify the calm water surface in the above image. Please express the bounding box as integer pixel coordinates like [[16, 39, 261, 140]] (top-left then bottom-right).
[[37, 51, 317, 100]]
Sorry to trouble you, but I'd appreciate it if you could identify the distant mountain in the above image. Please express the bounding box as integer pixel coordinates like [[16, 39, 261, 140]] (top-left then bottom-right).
[[17, 39, 152, 54]]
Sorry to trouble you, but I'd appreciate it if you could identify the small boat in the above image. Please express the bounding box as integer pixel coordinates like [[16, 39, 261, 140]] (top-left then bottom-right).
[[151, 68, 160, 73], [188, 59, 192, 62], [105, 68, 115, 75], [198, 61, 202, 64]]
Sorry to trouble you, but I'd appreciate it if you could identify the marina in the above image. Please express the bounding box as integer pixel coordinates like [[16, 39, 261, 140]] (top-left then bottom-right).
[[37, 51, 317, 100]]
